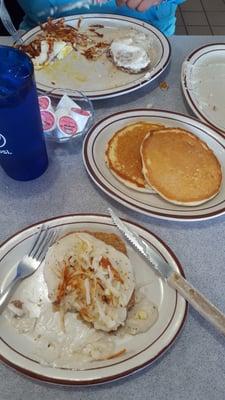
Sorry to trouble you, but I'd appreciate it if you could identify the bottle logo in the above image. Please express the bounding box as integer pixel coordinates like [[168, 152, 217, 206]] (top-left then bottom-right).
[[0, 134, 6, 148], [0, 134, 13, 155]]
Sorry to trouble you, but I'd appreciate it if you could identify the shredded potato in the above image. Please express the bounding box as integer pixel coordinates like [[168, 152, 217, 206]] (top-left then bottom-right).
[[19, 18, 110, 64], [44, 232, 135, 332]]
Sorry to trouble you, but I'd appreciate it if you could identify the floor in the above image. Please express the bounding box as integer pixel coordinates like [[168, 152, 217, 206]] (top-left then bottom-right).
[[176, 0, 225, 35]]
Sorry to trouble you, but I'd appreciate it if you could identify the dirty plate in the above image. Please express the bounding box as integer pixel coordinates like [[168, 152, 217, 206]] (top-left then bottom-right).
[[0, 214, 187, 385], [181, 43, 225, 135], [20, 14, 171, 100]]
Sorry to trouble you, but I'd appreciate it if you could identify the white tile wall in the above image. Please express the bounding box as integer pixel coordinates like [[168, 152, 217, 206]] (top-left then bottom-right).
[[176, 0, 225, 35]]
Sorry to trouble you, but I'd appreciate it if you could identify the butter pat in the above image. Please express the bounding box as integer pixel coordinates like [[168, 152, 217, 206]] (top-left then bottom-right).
[[57, 94, 81, 111], [56, 94, 90, 135], [70, 107, 91, 133]]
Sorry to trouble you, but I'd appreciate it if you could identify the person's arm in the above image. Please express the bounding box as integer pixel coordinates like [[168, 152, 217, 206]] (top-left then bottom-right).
[[116, 0, 185, 13], [117, 0, 161, 12]]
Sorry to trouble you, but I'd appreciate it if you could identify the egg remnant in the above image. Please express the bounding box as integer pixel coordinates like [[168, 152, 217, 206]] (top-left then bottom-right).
[[109, 31, 151, 74]]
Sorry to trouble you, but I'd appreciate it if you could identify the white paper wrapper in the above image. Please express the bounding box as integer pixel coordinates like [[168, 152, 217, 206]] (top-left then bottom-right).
[[55, 107, 71, 120], [55, 95, 90, 139], [70, 107, 91, 132], [57, 94, 81, 111]]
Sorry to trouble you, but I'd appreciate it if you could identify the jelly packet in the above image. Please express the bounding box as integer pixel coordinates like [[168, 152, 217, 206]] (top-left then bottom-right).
[[38, 91, 94, 143]]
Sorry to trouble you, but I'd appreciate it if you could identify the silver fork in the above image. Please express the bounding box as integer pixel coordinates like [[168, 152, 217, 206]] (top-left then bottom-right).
[[0, 225, 57, 312]]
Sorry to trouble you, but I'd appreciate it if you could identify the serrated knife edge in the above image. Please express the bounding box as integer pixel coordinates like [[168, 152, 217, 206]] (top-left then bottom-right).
[[108, 208, 225, 336], [108, 208, 173, 279]]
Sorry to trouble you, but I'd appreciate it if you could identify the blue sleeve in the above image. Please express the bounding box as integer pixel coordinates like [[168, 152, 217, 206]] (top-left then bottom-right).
[[162, 0, 186, 4], [18, 0, 186, 35], [149, 0, 186, 35]]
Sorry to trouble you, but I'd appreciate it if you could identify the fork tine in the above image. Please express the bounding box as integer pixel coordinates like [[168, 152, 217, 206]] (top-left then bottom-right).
[[33, 229, 57, 261], [38, 231, 58, 264], [30, 227, 50, 259], [0, 226, 58, 313], [28, 224, 46, 257]]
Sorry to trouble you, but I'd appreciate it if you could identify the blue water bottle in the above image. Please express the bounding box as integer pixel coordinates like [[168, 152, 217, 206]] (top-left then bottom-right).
[[0, 45, 48, 181]]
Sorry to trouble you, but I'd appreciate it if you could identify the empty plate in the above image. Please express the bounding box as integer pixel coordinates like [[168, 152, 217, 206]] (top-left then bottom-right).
[[20, 14, 171, 100], [181, 43, 225, 135]]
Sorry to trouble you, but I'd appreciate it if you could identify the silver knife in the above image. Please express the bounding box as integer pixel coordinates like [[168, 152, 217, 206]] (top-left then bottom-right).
[[108, 208, 225, 336]]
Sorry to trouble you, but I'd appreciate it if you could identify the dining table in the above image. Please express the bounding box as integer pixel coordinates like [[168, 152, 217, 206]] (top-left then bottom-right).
[[1, 34, 225, 400]]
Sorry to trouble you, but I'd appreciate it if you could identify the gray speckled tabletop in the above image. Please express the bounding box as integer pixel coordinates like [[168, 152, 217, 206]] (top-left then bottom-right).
[[1, 35, 225, 400]]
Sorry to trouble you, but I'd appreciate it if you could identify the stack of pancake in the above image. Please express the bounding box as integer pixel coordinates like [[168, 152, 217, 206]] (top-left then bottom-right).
[[105, 122, 222, 206]]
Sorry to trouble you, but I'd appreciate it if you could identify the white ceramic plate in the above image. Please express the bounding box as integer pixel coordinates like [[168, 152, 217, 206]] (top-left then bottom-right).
[[83, 109, 225, 221], [20, 14, 171, 100], [181, 43, 225, 135], [0, 214, 187, 385]]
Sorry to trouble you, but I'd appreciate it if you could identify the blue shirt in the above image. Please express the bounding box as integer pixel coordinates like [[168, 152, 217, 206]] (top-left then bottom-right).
[[18, 0, 185, 36]]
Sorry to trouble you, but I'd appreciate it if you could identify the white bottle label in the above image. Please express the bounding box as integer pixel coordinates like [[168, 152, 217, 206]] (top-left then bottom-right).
[[0, 133, 13, 155], [0, 134, 6, 148]]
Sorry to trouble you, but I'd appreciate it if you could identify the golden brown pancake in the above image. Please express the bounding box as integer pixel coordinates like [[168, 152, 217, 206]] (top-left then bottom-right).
[[105, 122, 164, 191], [141, 127, 222, 205]]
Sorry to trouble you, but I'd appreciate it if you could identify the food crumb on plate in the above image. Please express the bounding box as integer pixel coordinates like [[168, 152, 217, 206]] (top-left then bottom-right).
[[159, 81, 169, 90]]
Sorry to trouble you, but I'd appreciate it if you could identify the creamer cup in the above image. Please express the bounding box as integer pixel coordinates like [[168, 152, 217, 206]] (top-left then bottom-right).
[[38, 96, 52, 111], [56, 115, 78, 140], [40, 109, 56, 132]]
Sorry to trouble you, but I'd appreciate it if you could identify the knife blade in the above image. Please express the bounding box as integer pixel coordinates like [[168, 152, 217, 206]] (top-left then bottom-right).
[[108, 208, 225, 336]]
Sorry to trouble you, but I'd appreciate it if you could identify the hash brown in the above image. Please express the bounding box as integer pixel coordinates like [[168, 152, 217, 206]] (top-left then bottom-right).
[[44, 231, 135, 332]]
